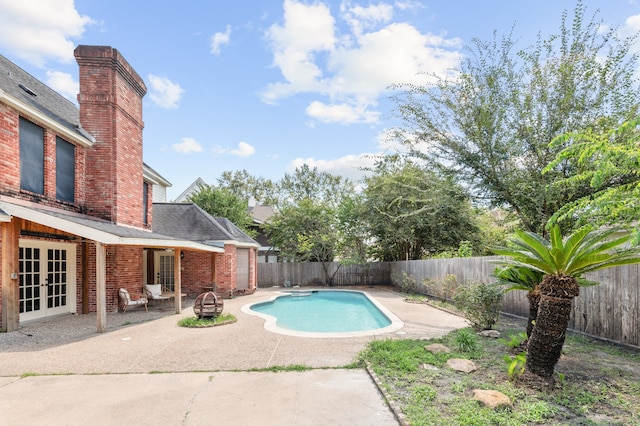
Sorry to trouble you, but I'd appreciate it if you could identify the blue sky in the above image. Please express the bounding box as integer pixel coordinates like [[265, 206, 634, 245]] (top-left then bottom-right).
[[1, 0, 639, 200]]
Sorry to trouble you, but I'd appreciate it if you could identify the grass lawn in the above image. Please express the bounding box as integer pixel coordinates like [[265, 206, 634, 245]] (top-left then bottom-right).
[[357, 312, 640, 425]]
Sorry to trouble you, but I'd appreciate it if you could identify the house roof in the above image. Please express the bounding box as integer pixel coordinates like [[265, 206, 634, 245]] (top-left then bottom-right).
[[0, 53, 94, 148], [153, 203, 259, 247], [0, 199, 224, 253], [248, 205, 276, 224], [0, 207, 10, 223], [173, 177, 206, 203], [143, 162, 172, 187]]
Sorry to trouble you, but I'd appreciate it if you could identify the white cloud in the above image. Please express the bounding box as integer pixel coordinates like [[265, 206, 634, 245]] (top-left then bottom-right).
[[622, 14, 640, 35], [261, 0, 463, 125], [213, 141, 256, 157], [340, 2, 393, 37], [288, 154, 375, 183], [45, 70, 78, 102], [211, 25, 232, 55], [229, 141, 256, 157], [306, 100, 379, 124], [0, 0, 93, 66], [261, 0, 336, 103], [148, 75, 184, 109], [172, 137, 203, 154]]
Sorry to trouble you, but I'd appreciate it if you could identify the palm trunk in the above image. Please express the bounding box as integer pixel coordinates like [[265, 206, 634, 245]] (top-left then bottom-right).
[[526, 287, 540, 339], [525, 275, 579, 379]]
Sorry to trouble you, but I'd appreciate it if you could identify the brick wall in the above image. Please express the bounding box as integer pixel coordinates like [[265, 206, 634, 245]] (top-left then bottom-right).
[[215, 245, 237, 297], [180, 250, 215, 296], [0, 103, 19, 190], [75, 45, 147, 228], [0, 102, 87, 212], [83, 243, 144, 313]]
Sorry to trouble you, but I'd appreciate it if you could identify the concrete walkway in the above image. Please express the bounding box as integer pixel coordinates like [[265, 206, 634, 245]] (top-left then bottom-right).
[[0, 288, 468, 425]]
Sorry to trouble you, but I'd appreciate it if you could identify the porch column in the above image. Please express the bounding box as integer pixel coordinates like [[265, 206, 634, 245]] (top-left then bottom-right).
[[174, 248, 182, 314], [96, 242, 107, 333], [1, 219, 20, 332]]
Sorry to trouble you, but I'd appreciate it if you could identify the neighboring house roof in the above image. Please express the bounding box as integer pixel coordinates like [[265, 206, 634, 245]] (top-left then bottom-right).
[[153, 203, 259, 247], [0, 53, 94, 147], [248, 205, 276, 224], [173, 177, 206, 203], [0, 199, 223, 252]]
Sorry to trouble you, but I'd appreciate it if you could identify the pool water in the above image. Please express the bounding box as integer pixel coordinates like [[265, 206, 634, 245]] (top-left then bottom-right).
[[244, 290, 403, 337]]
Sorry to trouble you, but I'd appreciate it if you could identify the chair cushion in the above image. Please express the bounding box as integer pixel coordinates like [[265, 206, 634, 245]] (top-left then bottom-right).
[[146, 284, 162, 298]]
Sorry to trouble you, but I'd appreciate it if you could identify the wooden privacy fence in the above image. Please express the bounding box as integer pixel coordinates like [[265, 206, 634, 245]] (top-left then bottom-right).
[[258, 257, 640, 348], [258, 262, 392, 287]]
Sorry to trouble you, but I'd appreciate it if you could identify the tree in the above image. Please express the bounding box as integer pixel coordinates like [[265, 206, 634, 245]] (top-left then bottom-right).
[[545, 117, 640, 237], [335, 193, 369, 265], [264, 199, 339, 284], [475, 208, 519, 255], [492, 265, 543, 339], [392, 1, 640, 235], [361, 155, 479, 261], [275, 164, 354, 209], [217, 169, 278, 206], [188, 184, 257, 237], [493, 224, 640, 382]]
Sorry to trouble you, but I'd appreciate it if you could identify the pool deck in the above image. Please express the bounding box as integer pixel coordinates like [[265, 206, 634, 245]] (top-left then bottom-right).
[[0, 287, 469, 425]]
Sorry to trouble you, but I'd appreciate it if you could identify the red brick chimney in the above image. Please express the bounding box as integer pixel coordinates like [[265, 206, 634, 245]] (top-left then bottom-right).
[[74, 45, 147, 227]]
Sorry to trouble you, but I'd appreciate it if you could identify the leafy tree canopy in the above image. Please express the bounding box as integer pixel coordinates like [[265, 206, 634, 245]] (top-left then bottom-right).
[[392, 1, 640, 235], [361, 155, 480, 261], [545, 117, 640, 238], [263, 198, 337, 263], [274, 164, 354, 209]]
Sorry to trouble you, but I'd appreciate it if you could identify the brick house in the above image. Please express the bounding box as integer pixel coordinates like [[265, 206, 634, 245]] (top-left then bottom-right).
[[0, 46, 257, 333]]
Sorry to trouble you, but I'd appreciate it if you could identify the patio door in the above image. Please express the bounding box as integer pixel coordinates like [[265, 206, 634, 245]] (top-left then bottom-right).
[[154, 251, 175, 291], [19, 240, 76, 322]]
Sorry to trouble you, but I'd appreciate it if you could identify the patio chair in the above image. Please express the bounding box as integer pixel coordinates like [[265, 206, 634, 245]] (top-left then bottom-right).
[[144, 284, 172, 306], [118, 288, 148, 313]]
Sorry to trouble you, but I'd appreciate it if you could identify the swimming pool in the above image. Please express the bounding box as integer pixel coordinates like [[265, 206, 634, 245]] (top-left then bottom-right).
[[241, 290, 404, 338]]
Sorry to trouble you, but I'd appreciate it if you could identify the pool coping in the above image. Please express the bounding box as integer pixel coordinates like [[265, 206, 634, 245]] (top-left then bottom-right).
[[240, 289, 405, 338]]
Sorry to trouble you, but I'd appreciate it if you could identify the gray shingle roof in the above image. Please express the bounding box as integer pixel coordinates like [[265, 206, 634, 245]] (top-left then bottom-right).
[[153, 203, 258, 245], [0, 54, 91, 144]]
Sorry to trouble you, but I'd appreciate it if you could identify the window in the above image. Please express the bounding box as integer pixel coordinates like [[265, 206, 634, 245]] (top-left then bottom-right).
[[19, 118, 44, 194], [142, 181, 149, 225], [56, 137, 75, 203]]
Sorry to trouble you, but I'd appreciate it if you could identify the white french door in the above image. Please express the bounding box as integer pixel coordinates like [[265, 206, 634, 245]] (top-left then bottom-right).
[[154, 251, 175, 291], [19, 240, 76, 322]]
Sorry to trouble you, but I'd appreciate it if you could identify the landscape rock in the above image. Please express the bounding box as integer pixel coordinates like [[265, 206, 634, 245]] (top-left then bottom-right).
[[472, 389, 512, 408], [421, 363, 438, 371], [424, 343, 451, 354], [446, 358, 477, 373], [479, 330, 501, 338]]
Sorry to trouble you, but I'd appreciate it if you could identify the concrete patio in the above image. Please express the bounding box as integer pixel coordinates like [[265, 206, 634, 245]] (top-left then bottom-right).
[[0, 287, 468, 425]]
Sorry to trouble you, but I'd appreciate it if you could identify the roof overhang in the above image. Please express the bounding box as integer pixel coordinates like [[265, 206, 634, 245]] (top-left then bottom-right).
[[143, 163, 172, 187], [212, 239, 261, 249], [0, 88, 95, 148], [0, 200, 224, 253]]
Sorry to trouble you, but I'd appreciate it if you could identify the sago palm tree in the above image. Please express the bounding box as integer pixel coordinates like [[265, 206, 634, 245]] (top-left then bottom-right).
[[492, 265, 543, 339], [493, 224, 640, 380]]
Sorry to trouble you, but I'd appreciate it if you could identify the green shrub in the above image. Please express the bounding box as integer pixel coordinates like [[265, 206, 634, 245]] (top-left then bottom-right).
[[454, 328, 479, 353], [453, 282, 504, 330], [391, 270, 420, 293]]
